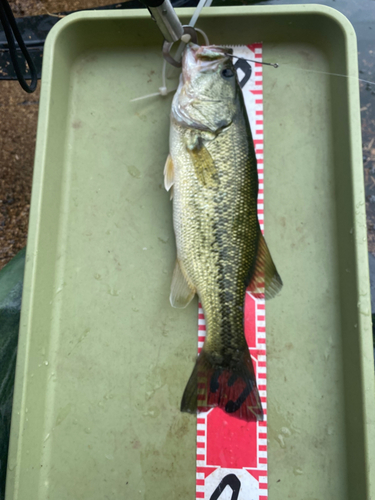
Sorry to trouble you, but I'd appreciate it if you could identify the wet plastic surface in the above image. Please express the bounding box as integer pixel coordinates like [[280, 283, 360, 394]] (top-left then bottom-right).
[[5, 5, 375, 500]]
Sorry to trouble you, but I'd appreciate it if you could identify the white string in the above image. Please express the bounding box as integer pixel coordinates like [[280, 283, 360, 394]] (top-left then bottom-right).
[[130, 31, 210, 102], [189, 0, 209, 29], [281, 64, 375, 86], [130, 56, 176, 102], [173, 0, 210, 64], [131, 0, 212, 102]]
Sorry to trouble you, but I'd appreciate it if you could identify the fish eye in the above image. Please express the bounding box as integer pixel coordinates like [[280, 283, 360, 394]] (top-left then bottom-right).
[[221, 68, 234, 79]]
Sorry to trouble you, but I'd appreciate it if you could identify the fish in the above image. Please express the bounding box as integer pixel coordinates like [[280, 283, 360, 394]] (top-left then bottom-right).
[[164, 44, 282, 421]]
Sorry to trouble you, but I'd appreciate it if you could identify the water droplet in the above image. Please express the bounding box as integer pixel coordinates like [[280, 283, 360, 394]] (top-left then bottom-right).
[[56, 403, 72, 426], [94, 273, 101, 280], [145, 390, 154, 400], [108, 287, 120, 296], [350, 228, 354, 234], [127, 165, 141, 178], [44, 433, 50, 442], [158, 236, 169, 244], [84, 427, 91, 434], [132, 307, 139, 312], [294, 467, 303, 475], [105, 454, 114, 460], [44, 361, 49, 366], [143, 247, 147, 251], [8, 459, 17, 471], [276, 434, 286, 448], [98, 401, 104, 408], [143, 406, 160, 418], [354, 324, 358, 328]]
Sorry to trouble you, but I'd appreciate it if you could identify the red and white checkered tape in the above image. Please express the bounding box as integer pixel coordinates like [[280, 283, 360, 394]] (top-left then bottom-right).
[[195, 43, 268, 500]]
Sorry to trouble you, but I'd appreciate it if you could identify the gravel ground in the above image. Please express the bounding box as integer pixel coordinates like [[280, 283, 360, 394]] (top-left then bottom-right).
[[8, 0, 115, 17], [0, 81, 39, 269], [0, 0, 116, 270]]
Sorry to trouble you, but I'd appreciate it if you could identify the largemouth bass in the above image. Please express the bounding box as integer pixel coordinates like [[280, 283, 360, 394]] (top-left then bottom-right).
[[164, 44, 282, 421]]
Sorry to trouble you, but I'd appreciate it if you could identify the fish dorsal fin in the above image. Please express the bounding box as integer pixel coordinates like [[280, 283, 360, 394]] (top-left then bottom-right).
[[247, 232, 283, 299], [164, 154, 174, 192], [170, 260, 196, 308]]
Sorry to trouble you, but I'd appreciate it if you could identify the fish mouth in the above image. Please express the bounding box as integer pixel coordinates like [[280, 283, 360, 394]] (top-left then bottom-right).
[[182, 44, 233, 82], [194, 45, 232, 61]]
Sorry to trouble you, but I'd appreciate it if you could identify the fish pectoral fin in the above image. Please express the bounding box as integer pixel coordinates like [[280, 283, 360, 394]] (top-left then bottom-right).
[[247, 231, 283, 299], [164, 154, 174, 192], [170, 260, 196, 308], [186, 139, 218, 187]]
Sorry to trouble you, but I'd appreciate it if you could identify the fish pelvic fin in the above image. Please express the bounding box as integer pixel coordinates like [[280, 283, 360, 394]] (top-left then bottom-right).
[[181, 348, 263, 422], [248, 231, 283, 300]]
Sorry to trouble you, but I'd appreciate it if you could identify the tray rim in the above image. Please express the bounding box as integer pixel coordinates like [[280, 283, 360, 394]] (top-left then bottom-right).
[[6, 4, 375, 499]]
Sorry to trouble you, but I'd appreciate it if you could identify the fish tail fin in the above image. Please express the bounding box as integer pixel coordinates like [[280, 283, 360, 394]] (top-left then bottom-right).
[[181, 348, 263, 421]]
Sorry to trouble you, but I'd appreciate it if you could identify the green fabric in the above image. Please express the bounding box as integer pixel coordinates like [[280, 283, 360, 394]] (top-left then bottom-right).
[[0, 249, 25, 500]]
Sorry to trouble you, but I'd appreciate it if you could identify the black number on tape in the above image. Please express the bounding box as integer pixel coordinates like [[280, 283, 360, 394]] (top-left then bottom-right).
[[234, 59, 252, 89], [210, 473, 241, 500]]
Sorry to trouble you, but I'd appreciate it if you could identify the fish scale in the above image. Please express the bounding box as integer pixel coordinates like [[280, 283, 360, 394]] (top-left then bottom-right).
[[165, 43, 282, 421]]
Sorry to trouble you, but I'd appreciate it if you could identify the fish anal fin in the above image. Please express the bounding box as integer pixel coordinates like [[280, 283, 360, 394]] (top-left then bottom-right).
[[170, 260, 195, 308], [247, 231, 283, 300], [164, 154, 174, 192], [181, 348, 263, 422]]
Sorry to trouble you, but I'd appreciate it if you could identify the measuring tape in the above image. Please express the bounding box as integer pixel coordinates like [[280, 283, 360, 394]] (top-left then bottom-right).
[[195, 44, 268, 500]]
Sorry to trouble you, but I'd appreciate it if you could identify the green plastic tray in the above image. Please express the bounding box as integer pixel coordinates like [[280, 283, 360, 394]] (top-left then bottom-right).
[[6, 5, 375, 500]]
